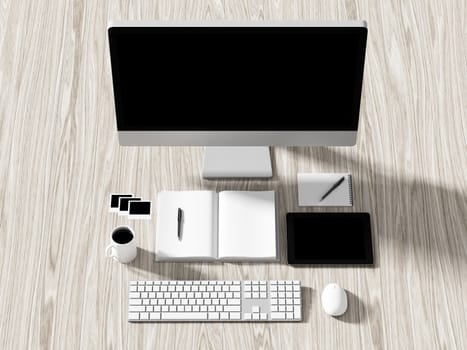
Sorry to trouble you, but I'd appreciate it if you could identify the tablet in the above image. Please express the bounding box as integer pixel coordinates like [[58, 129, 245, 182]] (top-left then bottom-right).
[[287, 212, 373, 264]]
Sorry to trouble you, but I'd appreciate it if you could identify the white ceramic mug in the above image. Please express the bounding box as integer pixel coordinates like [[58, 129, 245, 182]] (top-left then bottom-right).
[[106, 226, 137, 263]]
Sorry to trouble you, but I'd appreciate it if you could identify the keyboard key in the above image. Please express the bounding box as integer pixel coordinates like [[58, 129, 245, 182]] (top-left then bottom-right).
[[162, 312, 208, 320], [228, 299, 241, 305], [230, 313, 241, 320], [220, 312, 229, 320], [140, 313, 149, 320], [224, 306, 241, 312], [150, 313, 161, 320], [270, 312, 286, 320], [209, 312, 220, 320], [294, 306, 302, 319], [244, 313, 251, 320], [129, 305, 145, 312], [129, 299, 142, 305], [128, 312, 139, 320]]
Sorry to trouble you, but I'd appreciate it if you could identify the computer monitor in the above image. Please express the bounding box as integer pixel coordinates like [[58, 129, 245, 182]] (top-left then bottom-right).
[[108, 21, 367, 178]]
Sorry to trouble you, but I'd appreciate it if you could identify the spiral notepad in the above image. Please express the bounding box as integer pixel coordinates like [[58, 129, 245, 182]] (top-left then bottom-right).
[[297, 173, 353, 206]]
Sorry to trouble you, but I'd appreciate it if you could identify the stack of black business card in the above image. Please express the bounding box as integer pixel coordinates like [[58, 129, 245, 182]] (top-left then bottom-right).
[[109, 193, 151, 219]]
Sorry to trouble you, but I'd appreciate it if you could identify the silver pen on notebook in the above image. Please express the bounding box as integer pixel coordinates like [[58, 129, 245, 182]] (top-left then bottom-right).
[[320, 176, 345, 201], [177, 208, 183, 240]]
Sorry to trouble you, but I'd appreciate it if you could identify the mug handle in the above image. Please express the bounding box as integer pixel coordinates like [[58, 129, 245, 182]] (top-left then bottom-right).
[[105, 244, 117, 260]]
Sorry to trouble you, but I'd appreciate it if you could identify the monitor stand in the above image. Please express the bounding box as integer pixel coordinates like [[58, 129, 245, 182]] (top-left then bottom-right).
[[202, 147, 272, 178]]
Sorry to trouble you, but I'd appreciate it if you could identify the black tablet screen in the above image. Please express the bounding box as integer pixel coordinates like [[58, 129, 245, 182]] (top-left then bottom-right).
[[287, 213, 373, 264]]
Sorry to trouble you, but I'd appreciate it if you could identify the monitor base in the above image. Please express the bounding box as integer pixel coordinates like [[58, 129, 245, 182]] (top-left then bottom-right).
[[202, 147, 272, 178]]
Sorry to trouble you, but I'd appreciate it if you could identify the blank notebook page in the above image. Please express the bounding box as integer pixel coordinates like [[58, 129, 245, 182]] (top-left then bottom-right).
[[155, 191, 218, 260], [218, 191, 276, 260]]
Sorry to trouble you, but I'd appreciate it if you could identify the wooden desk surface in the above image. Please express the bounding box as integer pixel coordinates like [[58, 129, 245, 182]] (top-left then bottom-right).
[[0, 0, 465, 349]]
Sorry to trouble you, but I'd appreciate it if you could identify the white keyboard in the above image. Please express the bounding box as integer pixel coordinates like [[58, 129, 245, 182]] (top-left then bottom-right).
[[128, 280, 302, 322]]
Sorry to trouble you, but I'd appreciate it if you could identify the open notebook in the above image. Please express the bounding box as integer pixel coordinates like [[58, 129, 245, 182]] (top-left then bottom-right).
[[155, 191, 277, 261]]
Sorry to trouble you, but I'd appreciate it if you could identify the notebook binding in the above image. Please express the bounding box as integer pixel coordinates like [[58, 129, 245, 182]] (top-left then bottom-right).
[[348, 174, 353, 205]]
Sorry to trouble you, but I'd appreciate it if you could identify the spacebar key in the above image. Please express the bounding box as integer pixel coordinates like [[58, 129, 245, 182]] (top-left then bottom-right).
[[161, 312, 208, 320]]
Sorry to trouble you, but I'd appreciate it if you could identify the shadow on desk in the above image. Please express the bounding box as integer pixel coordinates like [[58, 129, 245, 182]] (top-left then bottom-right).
[[285, 147, 467, 270], [129, 248, 209, 280], [340, 290, 365, 324]]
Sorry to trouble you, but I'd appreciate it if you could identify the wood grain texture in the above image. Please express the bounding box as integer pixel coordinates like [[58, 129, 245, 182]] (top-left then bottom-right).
[[0, 0, 466, 349]]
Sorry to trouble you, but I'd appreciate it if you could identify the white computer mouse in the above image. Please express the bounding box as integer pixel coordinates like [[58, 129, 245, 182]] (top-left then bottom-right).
[[321, 283, 348, 316]]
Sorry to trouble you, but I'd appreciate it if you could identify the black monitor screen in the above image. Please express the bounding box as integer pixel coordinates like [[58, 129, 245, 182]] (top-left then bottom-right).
[[108, 26, 367, 131]]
